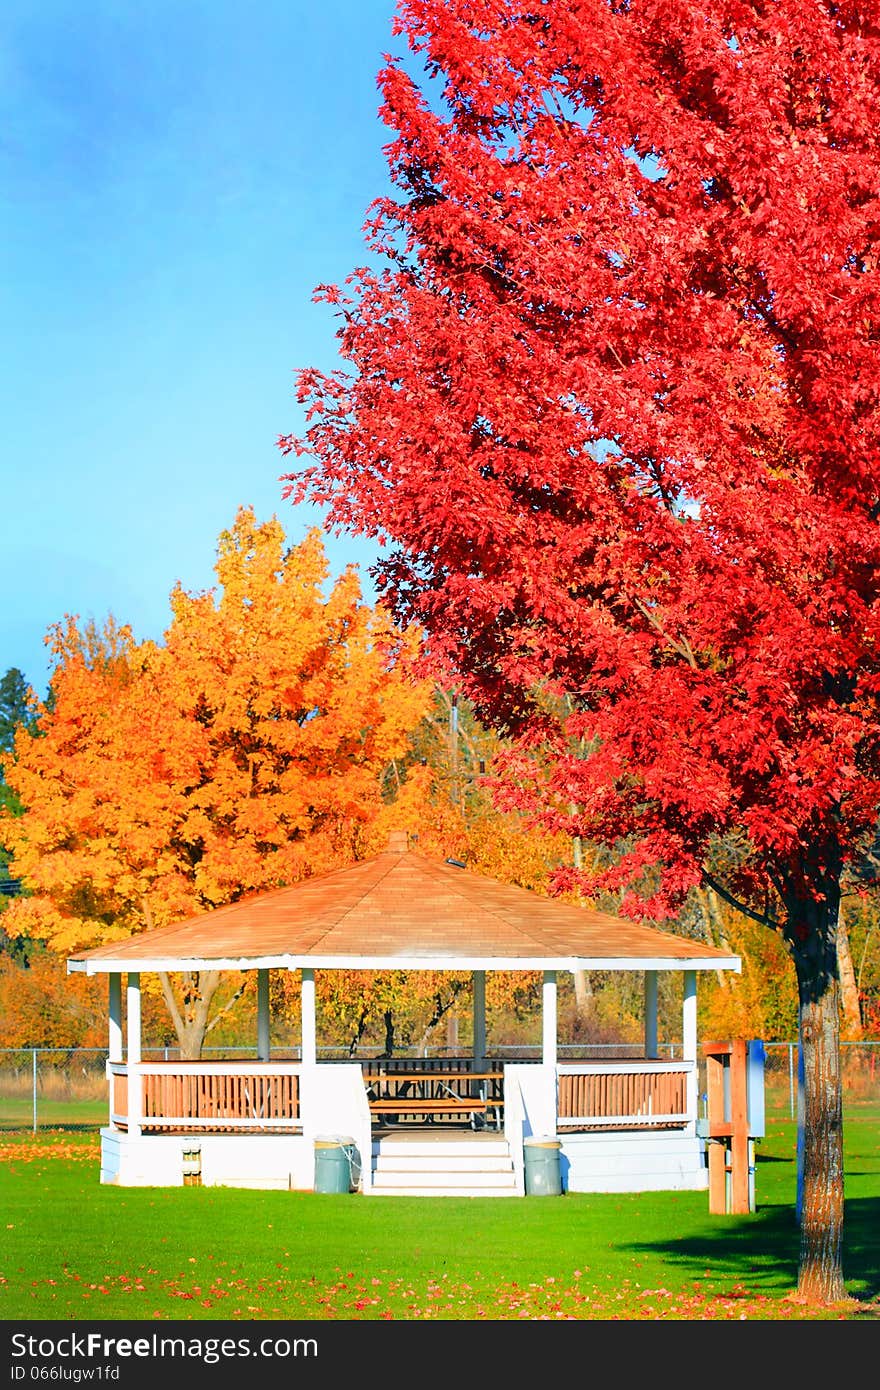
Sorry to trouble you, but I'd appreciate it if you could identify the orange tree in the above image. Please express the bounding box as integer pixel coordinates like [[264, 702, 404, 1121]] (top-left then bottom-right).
[[0, 507, 432, 1057], [0, 950, 107, 1049]]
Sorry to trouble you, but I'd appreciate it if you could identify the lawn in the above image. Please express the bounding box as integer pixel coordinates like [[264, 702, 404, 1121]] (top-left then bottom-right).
[[1, 1113, 877, 1323], [0, 1097, 107, 1132]]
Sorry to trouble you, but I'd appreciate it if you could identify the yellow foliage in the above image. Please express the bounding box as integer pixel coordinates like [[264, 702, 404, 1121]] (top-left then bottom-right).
[[0, 507, 434, 963]]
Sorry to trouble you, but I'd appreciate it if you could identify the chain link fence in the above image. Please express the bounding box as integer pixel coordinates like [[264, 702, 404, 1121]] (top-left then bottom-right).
[[1, 1041, 877, 1132]]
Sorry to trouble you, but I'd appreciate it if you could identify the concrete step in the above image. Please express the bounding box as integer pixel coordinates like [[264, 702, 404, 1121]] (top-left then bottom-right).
[[372, 1166, 516, 1188], [375, 1154, 515, 1173], [372, 1140, 510, 1159], [368, 1134, 519, 1197], [368, 1184, 519, 1197]]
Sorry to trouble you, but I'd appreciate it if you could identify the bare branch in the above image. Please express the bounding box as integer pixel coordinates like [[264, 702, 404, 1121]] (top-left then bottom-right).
[[630, 594, 699, 669], [204, 977, 248, 1037], [701, 870, 781, 932]]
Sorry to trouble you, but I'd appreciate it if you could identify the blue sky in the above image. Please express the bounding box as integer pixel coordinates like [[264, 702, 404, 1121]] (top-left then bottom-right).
[[1, 1, 403, 699]]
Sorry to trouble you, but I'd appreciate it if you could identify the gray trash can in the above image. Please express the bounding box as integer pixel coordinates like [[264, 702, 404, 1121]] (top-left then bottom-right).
[[313, 1135, 360, 1193], [523, 1136, 562, 1195]]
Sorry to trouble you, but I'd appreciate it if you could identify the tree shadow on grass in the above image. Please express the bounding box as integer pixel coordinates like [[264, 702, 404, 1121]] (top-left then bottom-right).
[[618, 1197, 880, 1305]]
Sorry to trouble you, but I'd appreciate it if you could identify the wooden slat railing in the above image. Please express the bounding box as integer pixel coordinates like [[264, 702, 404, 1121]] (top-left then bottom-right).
[[106, 1058, 692, 1136], [557, 1062, 691, 1131], [108, 1062, 302, 1134]]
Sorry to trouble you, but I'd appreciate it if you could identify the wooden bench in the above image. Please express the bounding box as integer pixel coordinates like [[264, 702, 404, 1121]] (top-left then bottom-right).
[[370, 1102, 504, 1130]]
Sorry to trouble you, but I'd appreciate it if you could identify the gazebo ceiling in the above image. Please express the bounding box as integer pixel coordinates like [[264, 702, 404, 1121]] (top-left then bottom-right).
[[67, 837, 741, 976]]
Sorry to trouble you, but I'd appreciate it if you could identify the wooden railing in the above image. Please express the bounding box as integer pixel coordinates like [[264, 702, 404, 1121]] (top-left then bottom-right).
[[108, 1061, 302, 1134], [109, 1066, 128, 1123], [557, 1062, 692, 1130], [105, 1057, 693, 1137]]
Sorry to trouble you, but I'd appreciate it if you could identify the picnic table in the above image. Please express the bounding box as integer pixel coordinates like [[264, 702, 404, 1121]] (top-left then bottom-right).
[[366, 1069, 504, 1128]]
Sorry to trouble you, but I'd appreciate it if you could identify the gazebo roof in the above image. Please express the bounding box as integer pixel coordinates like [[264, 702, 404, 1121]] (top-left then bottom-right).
[[67, 836, 740, 976]]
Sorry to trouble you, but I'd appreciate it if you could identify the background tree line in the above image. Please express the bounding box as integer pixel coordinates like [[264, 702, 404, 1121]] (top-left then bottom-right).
[[1, 509, 877, 1057]]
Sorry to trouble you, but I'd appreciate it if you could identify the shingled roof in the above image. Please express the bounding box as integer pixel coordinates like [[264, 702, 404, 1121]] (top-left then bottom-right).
[[67, 832, 740, 976]]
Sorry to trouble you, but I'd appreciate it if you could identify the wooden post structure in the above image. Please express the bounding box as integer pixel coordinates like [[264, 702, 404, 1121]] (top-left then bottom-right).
[[703, 1039, 750, 1214]]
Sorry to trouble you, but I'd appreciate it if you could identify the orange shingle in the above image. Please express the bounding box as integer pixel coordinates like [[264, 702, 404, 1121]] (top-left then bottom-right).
[[68, 843, 739, 973]]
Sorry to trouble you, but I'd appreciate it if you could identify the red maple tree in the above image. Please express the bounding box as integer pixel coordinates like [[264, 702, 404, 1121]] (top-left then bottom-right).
[[281, 2, 880, 1305]]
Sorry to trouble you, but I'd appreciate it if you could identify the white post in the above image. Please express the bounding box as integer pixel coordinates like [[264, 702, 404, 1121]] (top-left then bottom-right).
[[108, 973, 123, 1132], [682, 970, 698, 1130], [542, 970, 557, 1071], [472, 970, 486, 1073], [682, 970, 697, 1060], [301, 968, 317, 1068], [257, 968, 270, 1062], [127, 972, 142, 1139], [109, 974, 123, 1062], [644, 970, 659, 1059], [542, 970, 558, 1134]]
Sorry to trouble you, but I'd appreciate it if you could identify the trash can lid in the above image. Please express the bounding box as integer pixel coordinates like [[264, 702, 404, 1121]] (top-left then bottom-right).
[[523, 1135, 561, 1148], [314, 1134, 356, 1146]]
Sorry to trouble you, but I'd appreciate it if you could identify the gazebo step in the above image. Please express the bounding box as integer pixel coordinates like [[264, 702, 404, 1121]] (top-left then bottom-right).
[[372, 1138, 510, 1159], [373, 1168, 517, 1187], [376, 1154, 516, 1173], [369, 1184, 519, 1197], [370, 1132, 518, 1195]]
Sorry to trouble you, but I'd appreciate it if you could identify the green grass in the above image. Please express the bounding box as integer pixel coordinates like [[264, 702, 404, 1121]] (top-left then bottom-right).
[[0, 1097, 107, 1131], [1, 1115, 878, 1321]]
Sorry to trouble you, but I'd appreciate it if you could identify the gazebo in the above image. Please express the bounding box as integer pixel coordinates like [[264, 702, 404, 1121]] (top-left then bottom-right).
[[67, 831, 741, 1196]]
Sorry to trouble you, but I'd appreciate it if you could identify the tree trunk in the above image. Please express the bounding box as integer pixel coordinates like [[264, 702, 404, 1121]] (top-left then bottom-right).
[[836, 901, 863, 1039], [348, 1006, 369, 1057], [417, 981, 466, 1054], [795, 980, 846, 1303], [784, 874, 847, 1305], [159, 969, 223, 1060], [381, 1009, 395, 1058], [695, 886, 732, 989], [573, 969, 593, 1014], [571, 831, 593, 1013]]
